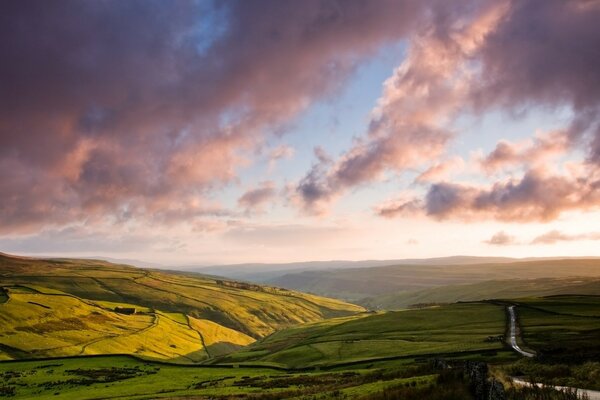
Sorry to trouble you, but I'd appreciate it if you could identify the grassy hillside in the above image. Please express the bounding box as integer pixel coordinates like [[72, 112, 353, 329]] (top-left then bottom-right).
[[362, 277, 600, 309], [0, 355, 445, 400], [0, 286, 208, 362], [0, 252, 363, 362], [511, 295, 600, 362], [215, 302, 510, 369], [267, 259, 600, 301], [1, 295, 598, 399]]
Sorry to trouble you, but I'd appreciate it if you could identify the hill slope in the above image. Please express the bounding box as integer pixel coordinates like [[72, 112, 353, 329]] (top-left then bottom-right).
[[267, 259, 600, 301], [0, 252, 363, 362], [215, 302, 508, 368], [193, 256, 519, 281], [362, 277, 600, 309]]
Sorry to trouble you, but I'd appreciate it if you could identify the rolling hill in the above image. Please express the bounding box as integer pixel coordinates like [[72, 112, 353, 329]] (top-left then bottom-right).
[[265, 259, 600, 301], [214, 301, 509, 369], [0, 252, 363, 362], [362, 277, 600, 309], [192, 256, 520, 282]]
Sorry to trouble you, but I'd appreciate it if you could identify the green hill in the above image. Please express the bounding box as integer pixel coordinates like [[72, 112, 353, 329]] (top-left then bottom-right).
[[362, 277, 600, 310], [215, 302, 510, 369], [1, 294, 598, 399], [266, 259, 600, 301], [0, 252, 363, 362]]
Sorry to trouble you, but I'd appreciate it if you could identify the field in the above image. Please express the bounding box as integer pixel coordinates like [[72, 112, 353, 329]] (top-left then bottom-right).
[[216, 302, 512, 369], [2, 296, 596, 399], [0, 355, 441, 400], [510, 296, 600, 363], [0, 253, 362, 362], [1, 252, 599, 399]]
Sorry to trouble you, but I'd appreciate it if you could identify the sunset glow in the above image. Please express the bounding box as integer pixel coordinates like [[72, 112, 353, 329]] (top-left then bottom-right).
[[2, 0, 600, 265]]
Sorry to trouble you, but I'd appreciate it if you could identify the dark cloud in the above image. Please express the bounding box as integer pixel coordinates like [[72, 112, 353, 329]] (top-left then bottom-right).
[[472, 0, 600, 162], [292, 0, 600, 221], [422, 168, 600, 222], [0, 0, 433, 232]]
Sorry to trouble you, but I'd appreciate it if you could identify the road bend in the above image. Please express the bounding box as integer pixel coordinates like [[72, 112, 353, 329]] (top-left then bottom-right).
[[507, 305, 535, 358]]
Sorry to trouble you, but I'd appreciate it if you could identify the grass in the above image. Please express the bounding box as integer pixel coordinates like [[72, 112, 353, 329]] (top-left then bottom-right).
[[0, 356, 283, 399], [0, 355, 445, 400], [1, 295, 598, 398], [363, 278, 600, 310], [501, 359, 600, 391], [0, 289, 207, 362], [0, 250, 363, 358], [218, 302, 508, 368], [511, 296, 600, 362]]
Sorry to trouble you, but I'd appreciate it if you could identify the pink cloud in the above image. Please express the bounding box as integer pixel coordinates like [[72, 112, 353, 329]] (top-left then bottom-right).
[[415, 157, 465, 183], [485, 231, 517, 246], [531, 230, 600, 245], [238, 181, 277, 213], [480, 130, 570, 173], [294, 1, 508, 214], [268, 145, 295, 171]]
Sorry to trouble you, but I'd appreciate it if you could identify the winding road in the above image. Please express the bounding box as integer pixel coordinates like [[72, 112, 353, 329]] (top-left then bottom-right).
[[511, 378, 600, 400], [507, 305, 535, 358], [508, 305, 600, 399]]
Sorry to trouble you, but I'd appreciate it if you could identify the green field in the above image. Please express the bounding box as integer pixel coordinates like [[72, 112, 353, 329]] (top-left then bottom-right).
[[1, 295, 598, 399], [511, 296, 600, 362], [0, 355, 442, 400], [2, 252, 599, 399], [216, 302, 511, 369]]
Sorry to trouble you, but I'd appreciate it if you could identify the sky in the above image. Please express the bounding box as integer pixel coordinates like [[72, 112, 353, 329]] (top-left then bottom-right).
[[2, 0, 600, 266]]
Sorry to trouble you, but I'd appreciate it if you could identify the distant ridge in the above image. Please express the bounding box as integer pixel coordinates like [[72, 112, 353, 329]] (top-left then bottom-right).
[[190, 255, 600, 282]]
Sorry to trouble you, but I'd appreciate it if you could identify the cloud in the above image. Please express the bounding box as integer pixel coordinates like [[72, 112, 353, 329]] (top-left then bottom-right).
[[0, 226, 170, 254], [485, 231, 516, 246], [425, 168, 600, 222], [378, 165, 600, 222], [471, 0, 600, 163], [223, 222, 348, 248], [415, 157, 465, 183], [375, 198, 423, 219], [238, 181, 277, 213], [268, 145, 295, 171], [292, 0, 600, 223], [293, 1, 508, 214], [0, 0, 434, 233], [531, 230, 600, 245], [480, 130, 570, 173]]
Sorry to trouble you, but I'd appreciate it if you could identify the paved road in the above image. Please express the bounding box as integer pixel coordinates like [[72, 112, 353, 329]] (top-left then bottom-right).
[[508, 306, 600, 399], [512, 378, 600, 400], [507, 305, 535, 358]]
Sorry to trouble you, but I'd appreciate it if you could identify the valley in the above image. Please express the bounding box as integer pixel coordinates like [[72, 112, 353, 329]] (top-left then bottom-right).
[[1, 252, 599, 399]]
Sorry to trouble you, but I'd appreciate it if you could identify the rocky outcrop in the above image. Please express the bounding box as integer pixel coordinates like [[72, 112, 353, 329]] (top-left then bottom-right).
[[464, 361, 506, 400]]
